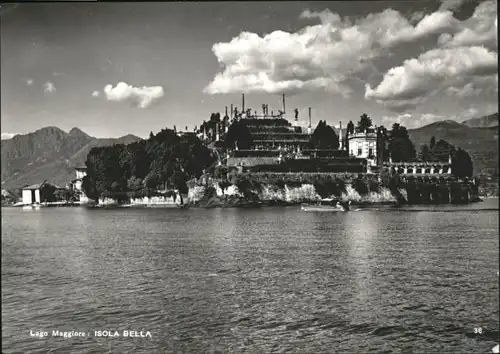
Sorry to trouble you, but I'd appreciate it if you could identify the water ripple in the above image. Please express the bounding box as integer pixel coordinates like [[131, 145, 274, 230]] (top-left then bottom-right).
[[2, 201, 499, 353]]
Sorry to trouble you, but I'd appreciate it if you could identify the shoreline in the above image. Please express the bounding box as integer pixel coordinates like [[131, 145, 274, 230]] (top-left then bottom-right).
[[3, 196, 492, 209]]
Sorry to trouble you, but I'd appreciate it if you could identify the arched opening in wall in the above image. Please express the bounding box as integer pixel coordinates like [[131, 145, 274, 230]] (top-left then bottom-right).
[[425, 168, 431, 174], [397, 167, 405, 174], [407, 168, 413, 174]]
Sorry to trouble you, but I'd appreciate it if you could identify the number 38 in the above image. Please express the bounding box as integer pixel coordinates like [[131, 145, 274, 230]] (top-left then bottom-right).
[[474, 327, 483, 334]]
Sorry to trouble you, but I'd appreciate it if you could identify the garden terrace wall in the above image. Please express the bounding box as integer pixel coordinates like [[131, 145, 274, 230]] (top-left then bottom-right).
[[233, 150, 282, 157], [227, 157, 279, 167], [236, 172, 363, 185], [302, 150, 350, 158]]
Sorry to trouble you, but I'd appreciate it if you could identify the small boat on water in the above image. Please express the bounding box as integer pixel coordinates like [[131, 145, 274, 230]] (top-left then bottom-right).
[[301, 199, 350, 212]]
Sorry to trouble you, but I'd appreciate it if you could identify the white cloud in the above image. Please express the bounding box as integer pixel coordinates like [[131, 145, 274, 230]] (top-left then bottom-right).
[[365, 46, 498, 111], [463, 106, 479, 119], [104, 82, 164, 108], [43, 81, 56, 93], [437, 0, 497, 48], [25, 78, 34, 86], [92, 90, 100, 97], [205, 6, 465, 95], [444, 74, 498, 98], [1, 133, 18, 140]]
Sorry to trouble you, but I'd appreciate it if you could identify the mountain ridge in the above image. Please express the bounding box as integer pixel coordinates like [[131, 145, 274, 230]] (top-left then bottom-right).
[[1, 127, 142, 189], [461, 112, 498, 128], [408, 118, 498, 177]]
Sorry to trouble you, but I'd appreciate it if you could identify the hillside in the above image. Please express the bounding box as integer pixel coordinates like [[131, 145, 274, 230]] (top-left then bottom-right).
[[408, 120, 498, 177], [462, 112, 498, 128], [1, 127, 142, 190]]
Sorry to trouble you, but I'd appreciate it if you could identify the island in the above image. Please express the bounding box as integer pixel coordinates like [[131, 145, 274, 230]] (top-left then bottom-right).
[[58, 94, 478, 209]]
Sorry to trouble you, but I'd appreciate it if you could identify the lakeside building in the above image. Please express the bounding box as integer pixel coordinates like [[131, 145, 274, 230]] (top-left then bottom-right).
[[21, 181, 61, 205], [22, 183, 43, 205], [347, 127, 378, 167], [72, 167, 89, 203]]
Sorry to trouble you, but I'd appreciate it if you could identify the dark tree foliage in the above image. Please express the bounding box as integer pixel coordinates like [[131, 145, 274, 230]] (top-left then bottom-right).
[[54, 188, 79, 202], [39, 184, 57, 203], [452, 148, 473, 178], [376, 125, 389, 164], [430, 139, 455, 162], [357, 113, 373, 132], [309, 120, 339, 150], [430, 136, 436, 149], [82, 175, 98, 200], [387, 123, 416, 162], [313, 178, 346, 198], [224, 120, 253, 149], [420, 144, 431, 161], [353, 177, 369, 196], [83, 127, 215, 201]]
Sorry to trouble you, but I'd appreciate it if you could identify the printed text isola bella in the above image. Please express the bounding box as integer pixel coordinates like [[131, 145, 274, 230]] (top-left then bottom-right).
[[30, 330, 152, 338]]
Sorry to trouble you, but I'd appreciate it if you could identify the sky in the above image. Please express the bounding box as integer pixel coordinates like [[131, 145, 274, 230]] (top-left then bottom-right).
[[1, 0, 497, 139]]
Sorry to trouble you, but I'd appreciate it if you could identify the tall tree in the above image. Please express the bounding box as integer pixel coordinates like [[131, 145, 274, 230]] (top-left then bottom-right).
[[430, 139, 455, 162], [420, 144, 430, 161], [387, 123, 416, 162], [309, 120, 339, 150], [357, 113, 373, 132], [430, 136, 436, 149], [224, 120, 253, 149], [452, 148, 473, 178]]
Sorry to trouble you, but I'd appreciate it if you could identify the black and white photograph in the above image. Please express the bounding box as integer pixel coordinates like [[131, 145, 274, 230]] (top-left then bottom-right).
[[1, 1, 499, 353]]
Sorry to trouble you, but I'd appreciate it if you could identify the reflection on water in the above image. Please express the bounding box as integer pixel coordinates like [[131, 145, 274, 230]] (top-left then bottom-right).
[[1, 199, 499, 353]]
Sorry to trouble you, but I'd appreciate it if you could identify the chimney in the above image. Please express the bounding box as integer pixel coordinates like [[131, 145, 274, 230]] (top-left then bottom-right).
[[282, 93, 286, 114], [225, 106, 228, 117], [230, 104, 233, 119], [242, 93, 245, 112]]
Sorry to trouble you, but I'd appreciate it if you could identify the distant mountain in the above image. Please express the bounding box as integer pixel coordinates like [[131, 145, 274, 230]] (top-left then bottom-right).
[[461, 113, 498, 128], [1, 127, 142, 190], [409, 120, 498, 177]]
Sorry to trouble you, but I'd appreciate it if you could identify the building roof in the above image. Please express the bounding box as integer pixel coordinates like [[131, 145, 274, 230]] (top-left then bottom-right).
[[22, 181, 61, 190], [23, 183, 45, 190], [75, 166, 87, 170]]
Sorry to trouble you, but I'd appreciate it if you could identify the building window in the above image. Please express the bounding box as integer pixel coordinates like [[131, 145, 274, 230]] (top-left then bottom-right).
[[357, 148, 362, 156], [368, 148, 373, 157]]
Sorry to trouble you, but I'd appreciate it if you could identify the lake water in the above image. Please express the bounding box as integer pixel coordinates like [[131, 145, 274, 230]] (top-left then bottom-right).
[[2, 199, 499, 353]]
